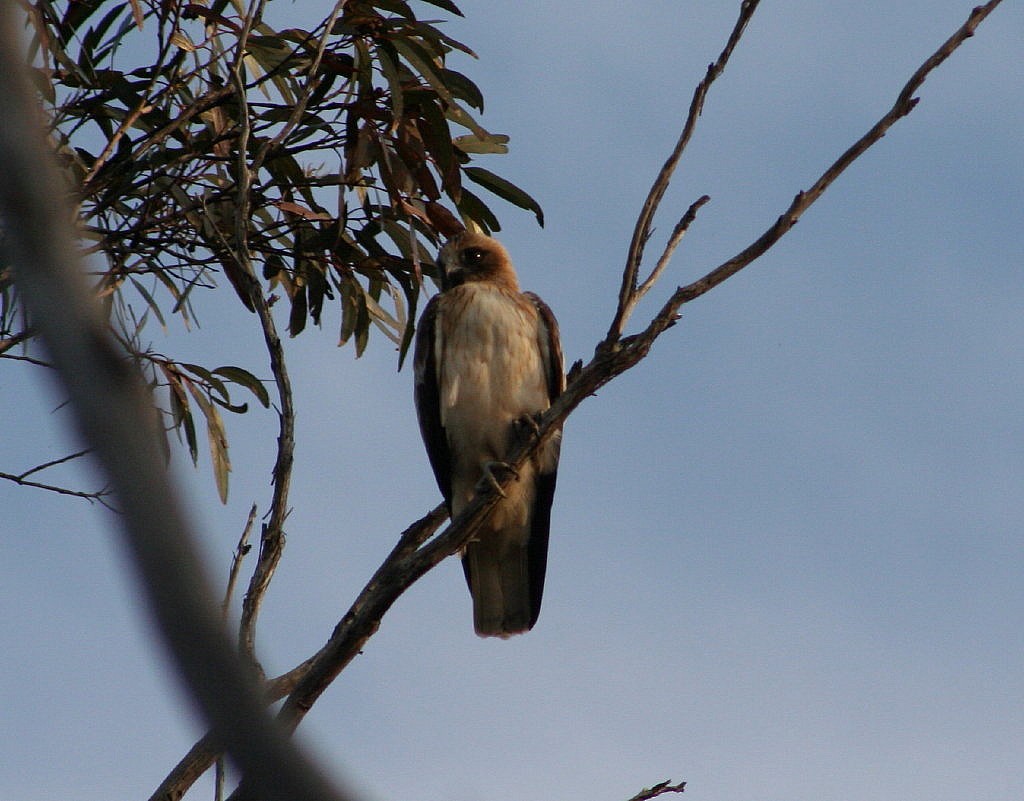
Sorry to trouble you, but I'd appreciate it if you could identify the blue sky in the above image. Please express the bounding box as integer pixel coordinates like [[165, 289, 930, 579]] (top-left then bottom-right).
[[2, 2, 1022, 801]]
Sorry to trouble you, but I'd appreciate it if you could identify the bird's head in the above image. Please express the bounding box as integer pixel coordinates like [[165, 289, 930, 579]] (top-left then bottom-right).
[[437, 232, 519, 292]]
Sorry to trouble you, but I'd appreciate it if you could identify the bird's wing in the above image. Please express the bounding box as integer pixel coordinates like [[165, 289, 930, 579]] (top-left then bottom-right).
[[525, 291, 566, 401], [413, 295, 453, 512], [522, 291, 565, 627]]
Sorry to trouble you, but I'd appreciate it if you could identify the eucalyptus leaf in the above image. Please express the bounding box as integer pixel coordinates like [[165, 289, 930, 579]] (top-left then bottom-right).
[[213, 366, 271, 409], [464, 166, 544, 227]]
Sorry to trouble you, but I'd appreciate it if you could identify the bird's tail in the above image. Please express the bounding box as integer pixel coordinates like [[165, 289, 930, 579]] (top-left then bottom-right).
[[464, 536, 534, 638]]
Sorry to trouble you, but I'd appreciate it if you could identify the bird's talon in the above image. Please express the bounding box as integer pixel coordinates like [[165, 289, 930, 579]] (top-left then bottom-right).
[[512, 413, 542, 444], [480, 460, 517, 497]]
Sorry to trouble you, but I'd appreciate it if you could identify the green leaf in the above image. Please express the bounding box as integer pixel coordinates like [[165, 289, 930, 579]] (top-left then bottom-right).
[[407, 19, 475, 57], [213, 366, 271, 409], [354, 284, 371, 357], [438, 67, 483, 111], [464, 166, 544, 227], [288, 277, 308, 336], [415, 96, 458, 193], [338, 278, 360, 347], [392, 37, 488, 139], [161, 364, 199, 464], [180, 362, 229, 403], [207, 406, 231, 504], [452, 132, 509, 155], [211, 397, 249, 414], [397, 272, 419, 370], [60, 0, 106, 41]]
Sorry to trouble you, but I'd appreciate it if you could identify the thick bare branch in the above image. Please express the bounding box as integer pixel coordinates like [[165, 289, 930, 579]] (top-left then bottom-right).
[[276, 0, 1010, 754], [147, 653, 322, 801], [149, 499, 445, 801]]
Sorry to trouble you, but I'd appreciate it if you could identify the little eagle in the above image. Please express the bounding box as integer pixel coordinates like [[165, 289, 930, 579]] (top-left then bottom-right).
[[413, 232, 564, 637]]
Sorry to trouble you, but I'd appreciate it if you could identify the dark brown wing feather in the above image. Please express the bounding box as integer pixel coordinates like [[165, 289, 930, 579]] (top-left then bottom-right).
[[413, 296, 453, 512], [523, 291, 565, 627], [524, 291, 566, 402]]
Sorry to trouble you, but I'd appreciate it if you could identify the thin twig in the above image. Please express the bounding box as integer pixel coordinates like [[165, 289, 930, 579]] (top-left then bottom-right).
[[216, 502, 258, 801], [0, 447, 114, 509], [609, 0, 760, 343], [16, 448, 93, 480], [635, 195, 710, 302], [1, 351, 51, 367], [223, 503, 259, 618], [649, 0, 1004, 319], [0, 469, 114, 509], [0, 329, 35, 355]]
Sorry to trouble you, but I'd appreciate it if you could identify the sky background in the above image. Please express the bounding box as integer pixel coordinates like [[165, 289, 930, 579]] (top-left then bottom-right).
[[2, 2, 1023, 801]]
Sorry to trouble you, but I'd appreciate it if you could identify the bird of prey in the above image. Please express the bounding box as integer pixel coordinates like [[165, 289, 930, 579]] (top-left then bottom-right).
[[413, 231, 564, 638]]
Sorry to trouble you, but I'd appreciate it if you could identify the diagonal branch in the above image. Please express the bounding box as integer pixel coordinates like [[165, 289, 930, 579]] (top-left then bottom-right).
[[0, 449, 114, 509]]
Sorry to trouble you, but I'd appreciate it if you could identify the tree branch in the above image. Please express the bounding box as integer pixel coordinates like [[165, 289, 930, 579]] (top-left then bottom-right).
[[0, 449, 114, 508], [609, 0, 760, 343], [0, 469, 114, 509], [0, 328, 35, 355], [226, 0, 300, 674]]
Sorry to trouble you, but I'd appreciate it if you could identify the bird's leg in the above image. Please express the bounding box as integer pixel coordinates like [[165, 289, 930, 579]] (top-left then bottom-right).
[[478, 460, 519, 497]]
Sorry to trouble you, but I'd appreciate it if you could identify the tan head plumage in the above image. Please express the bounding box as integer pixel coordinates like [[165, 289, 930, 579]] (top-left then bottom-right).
[[438, 232, 519, 292]]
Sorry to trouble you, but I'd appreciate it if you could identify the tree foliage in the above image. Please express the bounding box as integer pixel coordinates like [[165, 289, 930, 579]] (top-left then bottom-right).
[[3, 0, 539, 499]]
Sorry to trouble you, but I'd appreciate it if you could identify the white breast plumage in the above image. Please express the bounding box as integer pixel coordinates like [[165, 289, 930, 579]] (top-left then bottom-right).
[[437, 284, 548, 474]]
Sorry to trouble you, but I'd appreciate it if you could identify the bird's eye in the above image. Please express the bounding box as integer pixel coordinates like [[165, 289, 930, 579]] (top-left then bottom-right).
[[463, 247, 485, 266]]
